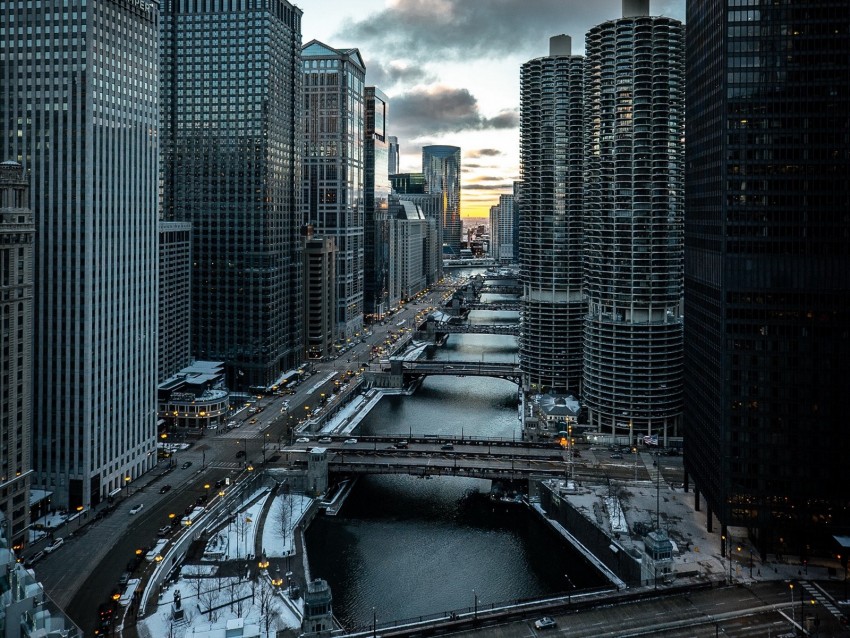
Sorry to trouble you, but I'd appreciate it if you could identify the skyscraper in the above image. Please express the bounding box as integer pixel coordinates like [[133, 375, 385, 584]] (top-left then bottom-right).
[[684, 1, 850, 554], [302, 41, 366, 340], [364, 87, 391, 321], [422, 145, 461, 256], [161, 0, 304, 390], [2, 0, 159, 508], [0, 161, 33, 545], [582, 2, 685, 441], [158, 221, 193, 384], [519, 35, 585, 393]]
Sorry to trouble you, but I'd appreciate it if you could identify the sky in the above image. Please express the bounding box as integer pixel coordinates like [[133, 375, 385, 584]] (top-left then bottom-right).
[[299, 0, 686, 218]]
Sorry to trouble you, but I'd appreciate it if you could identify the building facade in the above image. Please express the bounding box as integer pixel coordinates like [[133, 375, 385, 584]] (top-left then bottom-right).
[[302, 41, 365, 341], [582, 6, 685, 440], [2, 0, 159, 509], [422, 145, 461, 256], [519, 35, 586, 394], [495, 194, 515, 263], [388, 200, 428, 306], [304, 235, 337, 360], [161, 0, 304, 391], [684, 0, 850, 554], [0, 162, 33, 547], [392, 192, 443, 285], [363, 87, 391, 321], [158, 221, 193, 384]]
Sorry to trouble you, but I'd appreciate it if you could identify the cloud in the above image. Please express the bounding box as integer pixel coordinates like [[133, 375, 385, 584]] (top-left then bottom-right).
[[463, 182, 515, 191], [467, 175, 507, 183], [466, 149, 503, 158], [336, 0, 687, 61], [365, 59, 432, 89], [390, 85, 518, 139]]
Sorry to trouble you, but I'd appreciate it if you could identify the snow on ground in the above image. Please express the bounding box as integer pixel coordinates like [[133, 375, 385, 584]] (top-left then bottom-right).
[[202, 488, 273, 562], [606, 496, 629, 534], [260, 494, 312, 557]]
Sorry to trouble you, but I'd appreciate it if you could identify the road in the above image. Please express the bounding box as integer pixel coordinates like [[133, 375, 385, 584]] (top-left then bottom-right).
[[26, 279, 462, 634]]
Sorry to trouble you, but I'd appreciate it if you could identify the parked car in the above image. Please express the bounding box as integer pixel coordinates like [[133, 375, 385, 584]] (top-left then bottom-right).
[[343, 438, 358, 445], [440, 443, 454, 450], [295, 437, 311, 443], [44, 538, 64, 554], [129, 504, 144, 515], [534, 617, 557, 630], [318, 437, 332, 444], [181, 461, 192, 469], [394, 441, 408, 449], [159, 484, 171, 494], [610, 453, 623, 459]]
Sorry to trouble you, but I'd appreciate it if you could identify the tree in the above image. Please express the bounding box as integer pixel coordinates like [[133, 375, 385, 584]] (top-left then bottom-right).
[[256, 578, 280, 637], [199, 581, 220, 622], [277, 493, 291, 553]]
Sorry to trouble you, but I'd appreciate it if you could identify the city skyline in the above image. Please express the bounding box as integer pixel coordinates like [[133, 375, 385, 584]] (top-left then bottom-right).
[[300, 0, 686, 217]]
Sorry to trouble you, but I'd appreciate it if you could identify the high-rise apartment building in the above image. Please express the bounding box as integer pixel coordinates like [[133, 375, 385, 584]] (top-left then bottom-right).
[[161, 0, 304, 391], [519, 35, 585, 393], [495, 194, 515, 263], [2, 0, 160, 509], [302, 41, 366, 340], [684, 1, 850, 554], [422, 145, 461, 256], [158, 221, 193, 383], [304, 234, 337, 361], [0, 161, 33, 546], [364, 87, 391, 321], [582, 4, 685, 440], [388, 200, 428, 305]]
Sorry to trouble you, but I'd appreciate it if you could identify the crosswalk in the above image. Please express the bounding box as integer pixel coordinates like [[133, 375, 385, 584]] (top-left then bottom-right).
[[801, 580, 845, 623]]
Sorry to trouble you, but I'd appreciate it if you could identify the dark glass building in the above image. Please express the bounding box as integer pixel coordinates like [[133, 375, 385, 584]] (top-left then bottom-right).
[[364, 87, 390, 321], [161, 0, 304, 390], [422, 145, 461, 255], [684, 0, 850, 555]]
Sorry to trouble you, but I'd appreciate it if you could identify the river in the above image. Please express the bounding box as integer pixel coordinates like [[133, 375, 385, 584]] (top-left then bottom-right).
[[305, 283, 606, 628]]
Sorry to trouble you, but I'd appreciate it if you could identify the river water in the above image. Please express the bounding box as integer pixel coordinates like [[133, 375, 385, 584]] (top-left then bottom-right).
[[305, 285, 606, 628]]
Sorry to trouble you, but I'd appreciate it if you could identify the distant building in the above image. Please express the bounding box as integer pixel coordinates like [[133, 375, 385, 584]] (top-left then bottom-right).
[[161, 0, 305, 390], [304, 235, 337, 361], [489, 204, 500, 261], [2, 0, 159, 508], [494, 194, 515, 263], [303, 40, 366, 341], [393, 193, 443, 284], [519, 35, 585, 393], [0, 161, 33, 547], [388, 200, 429, 305], [582, 6, 685, 439], [387, 136, 400, 175], [158, 362, 229, 432], [364, 87, 391, 321], [390, 173, 426, 195], [422, 146, 461, 255], [158, 222, 193, 384], [684, 0, 850, 554]]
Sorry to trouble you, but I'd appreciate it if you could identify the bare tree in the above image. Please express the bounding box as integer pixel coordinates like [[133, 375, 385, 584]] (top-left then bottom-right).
[[256, 578, 280, 637], [277, 493, 291, 552], [199, 581, 221, 622]]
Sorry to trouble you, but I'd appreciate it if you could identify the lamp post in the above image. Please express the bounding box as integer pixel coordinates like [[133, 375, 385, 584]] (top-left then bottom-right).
[[789, 582, 796, 630], [372, 607, 377, 638], [472, 589, 478, 622]]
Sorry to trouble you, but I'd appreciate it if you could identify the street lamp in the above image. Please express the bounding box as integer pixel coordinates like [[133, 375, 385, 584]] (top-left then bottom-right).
[[124, 475, 131, 497], [472, 589, 478, 621], [789, 582, 796, 630]]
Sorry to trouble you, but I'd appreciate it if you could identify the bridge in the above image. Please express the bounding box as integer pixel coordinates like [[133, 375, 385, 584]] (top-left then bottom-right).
[[466, 300, 522, 311], [397, 360, 521, 383], [443, 258, 496, 268], [480, 283, 522, 295], [430, 322, 519, 336]]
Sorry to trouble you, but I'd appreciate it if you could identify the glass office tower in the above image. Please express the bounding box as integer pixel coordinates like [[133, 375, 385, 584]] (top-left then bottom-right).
[[684, 0, 850, 554], [519, 35, 585, 393], [161, 0, 304, 390], [302, 40, 366, 340], [582, 4, 685, 442], [422, 145, 461, 256], [364, 87, 391, 321], [1, 0, 159, 508]]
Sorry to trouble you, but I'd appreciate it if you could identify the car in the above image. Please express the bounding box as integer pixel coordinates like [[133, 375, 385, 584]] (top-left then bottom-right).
[[157, 525, 173, 537], [215, 479, 226, 488], [159, 484, 171, 494], [208, 423, 217, 430], [534, 617, 557, 630], [394, 441, 408, 449], [318, 437, 332, 444], [296, 437, 311, 443], [23, 551, 45, 567], [610, 453, 623, 459], [440, 443, 454, 450], [129, 504, 144, 515], [44, 538, 64, 554], [343, 438, 358, 445], [235, 450, 246, 459], [250, 418, 258, 424], [118, 571, 131, 586], [181, 461, 192, 469]]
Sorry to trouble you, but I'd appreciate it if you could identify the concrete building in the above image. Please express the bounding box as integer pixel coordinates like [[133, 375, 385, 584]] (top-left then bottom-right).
[[684, 0, 850, 555], [302, 579, 333, 636], [158, 221, 193, 384], [302, 40, 366, 341], [519, 35, 585, 393], [422, 146, 461, 256], [388, 200, 428, 306], [304, 235, 337, 361], [158, 361, 229, 432], [582, 4, 685, 439], [363, 87, 391, 321], [0, 162, 33, 547], [2, 0, 159, 509], [489, 204, 500, 262], [161, 0, 305, 391], [494, 194, 515, 263], [390, 193, 442, 285]]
